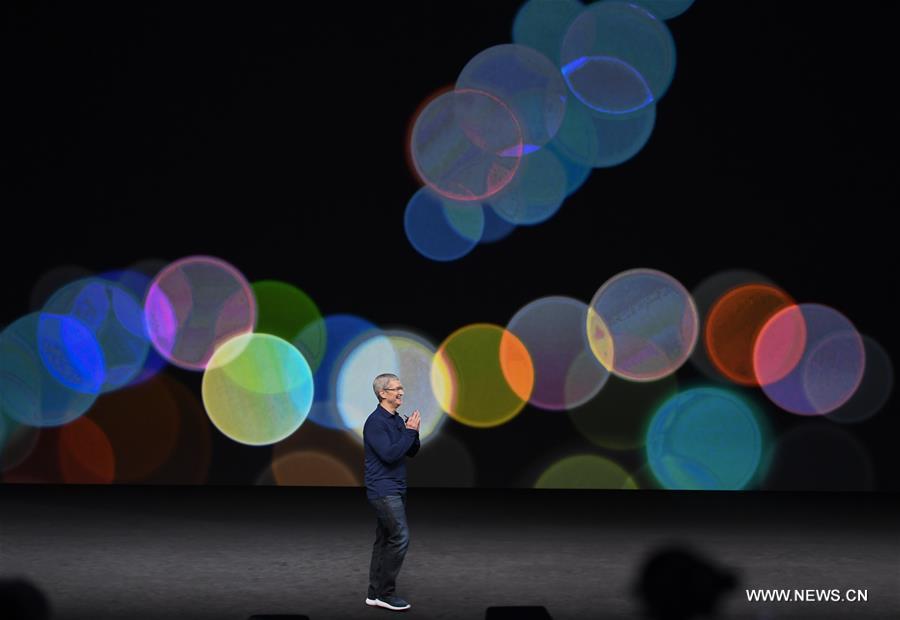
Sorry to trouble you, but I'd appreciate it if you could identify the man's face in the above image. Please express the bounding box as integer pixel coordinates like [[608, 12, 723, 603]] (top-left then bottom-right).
[[381, 379, 404, 410]]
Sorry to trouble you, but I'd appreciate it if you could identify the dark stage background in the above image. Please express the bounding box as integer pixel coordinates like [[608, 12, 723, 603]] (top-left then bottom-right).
[[2, 1, 898, 491]]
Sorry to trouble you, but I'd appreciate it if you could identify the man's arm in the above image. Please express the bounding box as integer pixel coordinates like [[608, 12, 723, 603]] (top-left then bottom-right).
[[366, 418, 417, 465], [404, 409, 421, 457], [406, 432, 420, 458]]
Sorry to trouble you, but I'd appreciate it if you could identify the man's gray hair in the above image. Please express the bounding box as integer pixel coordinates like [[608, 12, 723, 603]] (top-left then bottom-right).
[[373, 373, 400, 402]]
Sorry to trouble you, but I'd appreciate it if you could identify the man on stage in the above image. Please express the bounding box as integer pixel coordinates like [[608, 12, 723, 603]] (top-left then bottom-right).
[[363, 373, 421, 612]]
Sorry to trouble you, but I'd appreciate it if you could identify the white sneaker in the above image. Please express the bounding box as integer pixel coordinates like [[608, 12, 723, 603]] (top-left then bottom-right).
[[365, 597, 378, 606], [375, 596, 411, 611]]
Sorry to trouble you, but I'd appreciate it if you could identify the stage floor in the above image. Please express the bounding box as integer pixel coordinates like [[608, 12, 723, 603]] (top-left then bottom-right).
[[2, 486, 897, 619]]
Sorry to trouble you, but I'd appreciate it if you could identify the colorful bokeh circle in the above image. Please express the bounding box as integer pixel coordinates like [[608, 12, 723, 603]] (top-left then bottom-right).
[[409, 88, 524, 202], [704, 283, 795, 386], [507, 296, 609, 410], [754, 304, 865, 415], [431, 323, 534, 428], [646, 387, 765, 490], [44, 277, 151, 392], [456, 43, 567, 150], [145, 256, 256, 371], [588, 269, 698, 381], [252, 280, 326, 371], [535, 454, 638, 489], [560, 1, 676, 114], [202, 333, 313, 445], [0, 313, 100, 427]]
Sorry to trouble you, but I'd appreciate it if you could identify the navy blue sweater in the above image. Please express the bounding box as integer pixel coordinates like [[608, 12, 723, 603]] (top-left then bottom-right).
[[363, 404, 420, 499]]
